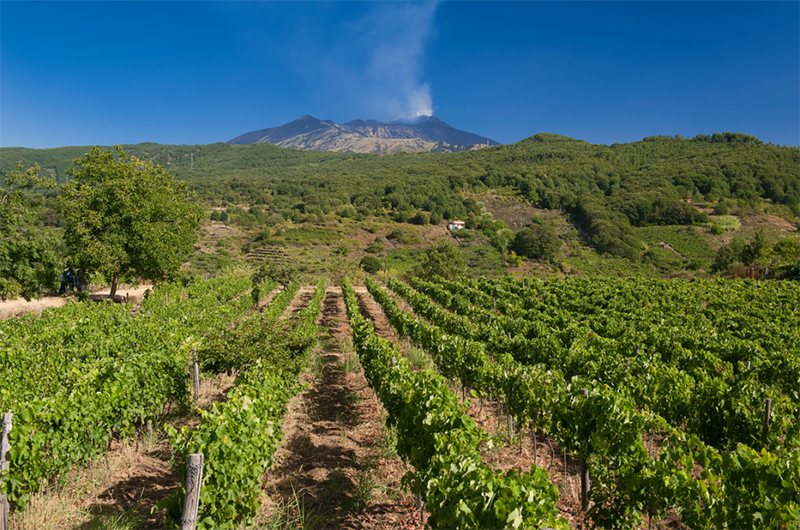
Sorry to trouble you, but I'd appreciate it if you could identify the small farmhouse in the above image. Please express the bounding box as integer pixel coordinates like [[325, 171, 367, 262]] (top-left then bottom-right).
[[448, 220, 466, 230]]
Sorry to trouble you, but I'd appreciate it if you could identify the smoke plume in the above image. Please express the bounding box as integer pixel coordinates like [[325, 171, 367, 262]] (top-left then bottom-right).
[[362, 2, 440, 119]]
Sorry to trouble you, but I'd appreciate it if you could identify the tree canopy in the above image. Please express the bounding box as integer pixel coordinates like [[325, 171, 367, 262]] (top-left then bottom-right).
[[512, 225, 561, 262], [0, 163, 59, 300], [419, 240, 468, 281], [5, 131, 798, 268], [58, 146, 203, 297]]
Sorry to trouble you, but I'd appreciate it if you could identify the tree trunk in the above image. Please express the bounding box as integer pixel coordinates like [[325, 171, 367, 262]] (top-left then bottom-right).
[[110, 271, 119, 298]]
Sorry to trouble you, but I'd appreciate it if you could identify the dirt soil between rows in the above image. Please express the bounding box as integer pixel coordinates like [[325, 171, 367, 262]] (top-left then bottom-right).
[[260, 286, 426, 529]]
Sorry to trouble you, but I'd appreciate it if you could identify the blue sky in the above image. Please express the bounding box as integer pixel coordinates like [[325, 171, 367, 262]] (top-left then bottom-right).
[[1, 1, 798, 148]]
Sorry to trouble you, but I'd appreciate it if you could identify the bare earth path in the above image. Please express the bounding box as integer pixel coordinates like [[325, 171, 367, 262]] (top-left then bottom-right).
[[260, 286, 425, 530], [0, 284, 154, 318]]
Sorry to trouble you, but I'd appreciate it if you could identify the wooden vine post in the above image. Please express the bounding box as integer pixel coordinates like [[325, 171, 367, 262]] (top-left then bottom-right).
[[0, 412, 12, 530], [579, 388, 590, 511], [763, 398, 772, 447], [191, 348, 201, 403], [180, 453, 204, 530]]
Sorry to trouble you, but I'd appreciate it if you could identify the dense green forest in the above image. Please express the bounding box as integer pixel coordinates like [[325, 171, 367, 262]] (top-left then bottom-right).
[[2, 131, 798, 284]]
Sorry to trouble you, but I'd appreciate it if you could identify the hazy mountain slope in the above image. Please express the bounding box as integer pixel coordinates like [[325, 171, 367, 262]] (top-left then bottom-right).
[[227, 115, 498, 153]]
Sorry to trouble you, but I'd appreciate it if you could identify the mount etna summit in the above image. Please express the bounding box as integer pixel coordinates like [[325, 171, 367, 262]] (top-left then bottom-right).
[[227, 115, 500, 153]]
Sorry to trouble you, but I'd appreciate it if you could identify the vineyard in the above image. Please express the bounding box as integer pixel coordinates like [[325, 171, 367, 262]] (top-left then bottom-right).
[[357, 275, 800, 529], [0, 274, 798, 529]]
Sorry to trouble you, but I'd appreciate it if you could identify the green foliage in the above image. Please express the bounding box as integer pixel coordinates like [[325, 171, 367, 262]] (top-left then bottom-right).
[[365, 236, 385, 254], [384, 248, 420, 274], [512, 225, 561, 261], [711, 229, 798, 272], [411, 211, 430, 225], [160, 279, 326, 529], [419, 240, 467, 281], [774, 237, 800, 262], [0, 277, 253, 508], [359, 255, 383, 274], [343, 278, 569, 530], [253, 260, 297, 286], [709, 222, 725, 235], [387, 227, 420, 245], [377, 274, 800, 529], [4, 132, 798, 269], [336, 242, 351, 257], [0, 163, 60, 300], [58, 146, 203, 295], [489, 228, 515, 254]]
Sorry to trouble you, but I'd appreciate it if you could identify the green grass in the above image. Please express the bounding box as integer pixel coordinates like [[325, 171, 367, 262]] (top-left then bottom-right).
[[461, 239, 507, 276], [707, 215, 741, 231], [273, 226, 344, 244], [340, 352, 361, 374], [86, 511, 144, 530], [406, 345, 433, 371], [564, 248, 658, 278], [259, 482, 329, 530], [384, 248, 421, 274]]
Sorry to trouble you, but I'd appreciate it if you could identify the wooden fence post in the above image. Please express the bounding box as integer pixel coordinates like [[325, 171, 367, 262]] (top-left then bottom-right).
[[191, 349, 201, 403], [763, 398, 772, 446], [180, 453, 204, 530], [579, 389, 590, 511], [1, 412, 13, 530]]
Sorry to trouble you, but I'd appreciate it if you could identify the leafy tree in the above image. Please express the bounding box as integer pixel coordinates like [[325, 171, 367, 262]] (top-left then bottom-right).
[[712, 238, 747, 272], [489, 228, 515, 253], [0, 163, 60, 300], [411, 211, 430, 225], [773, 237, 800, 263], [740, 228, 771, 266], [512, 225, 561, 262], [713, 202, 729, 216], [58, 146, 203, 297], [419, 240, 467, 281], [255, 226, 272, 242], [253, 260, 296, 286]]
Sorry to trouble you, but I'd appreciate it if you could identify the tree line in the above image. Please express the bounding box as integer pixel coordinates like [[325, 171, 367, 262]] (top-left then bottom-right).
[[1, 131, 797, 294]]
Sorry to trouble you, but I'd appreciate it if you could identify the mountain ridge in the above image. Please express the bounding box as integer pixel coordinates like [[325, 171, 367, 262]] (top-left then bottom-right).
[[227, 115, 499, 153]]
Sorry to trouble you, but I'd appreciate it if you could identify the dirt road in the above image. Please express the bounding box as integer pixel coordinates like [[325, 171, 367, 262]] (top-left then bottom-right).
[[0, 284, 154, 318]]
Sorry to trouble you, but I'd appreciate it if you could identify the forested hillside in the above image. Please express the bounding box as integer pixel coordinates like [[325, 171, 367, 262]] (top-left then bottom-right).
[[4, 131, 797, 260]]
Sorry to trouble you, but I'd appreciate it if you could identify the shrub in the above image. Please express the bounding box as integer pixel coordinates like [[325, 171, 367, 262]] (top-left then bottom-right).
[[360, 255, 383, 274], [366, 236, 385, 254]]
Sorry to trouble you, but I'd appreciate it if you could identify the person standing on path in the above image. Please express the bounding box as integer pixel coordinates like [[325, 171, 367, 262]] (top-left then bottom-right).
[[66, 268, 75, 292]]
